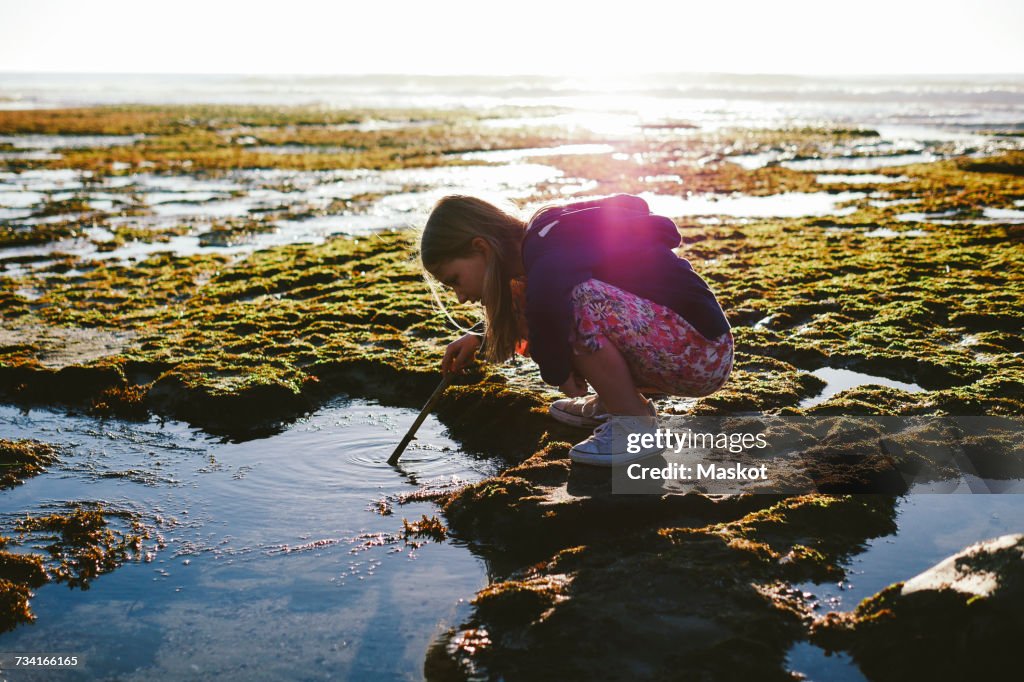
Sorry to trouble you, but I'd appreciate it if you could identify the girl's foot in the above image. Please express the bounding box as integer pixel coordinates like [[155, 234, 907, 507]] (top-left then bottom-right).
[[568, 414, 662, 466], [550, 395, 656, 429], [549, 394, 608, 428]]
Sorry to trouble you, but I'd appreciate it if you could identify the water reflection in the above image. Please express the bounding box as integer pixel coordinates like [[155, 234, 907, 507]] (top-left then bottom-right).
[[0, 399, 499, 680]]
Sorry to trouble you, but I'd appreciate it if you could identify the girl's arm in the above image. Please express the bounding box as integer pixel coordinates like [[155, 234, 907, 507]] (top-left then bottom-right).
[[524, 250, 592, 387]]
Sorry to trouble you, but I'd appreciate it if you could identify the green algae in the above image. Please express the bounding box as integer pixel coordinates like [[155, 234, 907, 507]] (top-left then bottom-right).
[[0, 105, 604, 174], [3, 113, 1021, 427], [691, 354, 826, 413], [435, 494, 899, 681], [1, 232, 457, 435], [1, 107, 1023, 673], [690, 218, 1024, 414], [533, 127, 883, 200], [6, 208, 1017, 438], [958, 150, 1024, 177]]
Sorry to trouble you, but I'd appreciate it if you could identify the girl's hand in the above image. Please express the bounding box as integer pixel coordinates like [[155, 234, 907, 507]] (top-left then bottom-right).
[[442, 333, 482, 375], [559, 372, 589, 398]]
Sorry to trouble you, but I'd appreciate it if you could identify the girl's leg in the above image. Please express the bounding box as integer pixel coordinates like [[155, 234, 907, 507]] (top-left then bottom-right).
[[569, 278, 734, 399], [570, 335, 650, 416]]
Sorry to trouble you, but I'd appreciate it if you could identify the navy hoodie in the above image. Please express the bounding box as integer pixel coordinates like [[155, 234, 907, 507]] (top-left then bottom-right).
[[521, 194, 730, 386]]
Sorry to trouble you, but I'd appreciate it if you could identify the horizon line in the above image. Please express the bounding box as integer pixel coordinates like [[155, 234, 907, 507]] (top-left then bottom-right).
[[2, 70, 1024, 79]]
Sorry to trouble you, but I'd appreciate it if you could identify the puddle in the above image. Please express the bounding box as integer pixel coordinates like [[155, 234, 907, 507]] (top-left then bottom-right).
[[637, 191, 865, 218], [0, 399, 498, 680], [725, 151, 778, 171], [862, 227, 928, 238], [895, 209, 960, 222], [273, 214, 402, 240], [13, 209, 94, 225], [142, 191, 231, 205], [896, 207, 1024, 224], [800, 367, 926, 409], [455, 143, 615, 162], [782, 153, 940, 171], [331, 119, 438, 132], [0, 134, 142, 150], [0, 168, 88, 191], [786, 491, 1024, 680], [479, 112, 642, 137], [873, 124, 993, 146], [868, 198, 919, 208], [133, 175, 246, 194], [0, 162, 570, 268], [249, 145, 361, 155], [85, 225, 117, 242], [0, 208, 32, 220], [816, 174, 908, 184], [0, 150, 63, 161], [980, 207, 1024, 222], [149, 199, 255, 219], [786, 641, 868, 682], [794, 495, 1024, 613]]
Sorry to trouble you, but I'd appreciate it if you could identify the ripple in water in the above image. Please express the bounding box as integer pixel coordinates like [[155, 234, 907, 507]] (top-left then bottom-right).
[[0, 397, 498, 680]]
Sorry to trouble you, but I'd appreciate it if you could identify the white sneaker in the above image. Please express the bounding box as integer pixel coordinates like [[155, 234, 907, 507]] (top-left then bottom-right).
[[550, 395, 656, 429], [568, 414, 663, 467]]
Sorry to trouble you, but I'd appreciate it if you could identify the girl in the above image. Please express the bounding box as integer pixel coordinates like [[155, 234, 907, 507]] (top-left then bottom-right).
[[420, 193, 733, 466]]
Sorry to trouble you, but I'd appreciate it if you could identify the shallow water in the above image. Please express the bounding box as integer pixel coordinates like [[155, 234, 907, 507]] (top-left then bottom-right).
[[453, 143, 615, 162], [638, 191, 864, 219], [0, 162, 579, 268], [799, 367, 926, 409], [723, 120, 1019, 173], [862, 227, 928, 238], [0, 400, 500, 680], [815, 174, 908, 185], [781, 153, 941, 172], [896, 207, 1024, 224], [0, 134, 142, 151], [795, 494, 1024, 613], [1, 402, 1021, 680], [1, 111, 1020, 274]]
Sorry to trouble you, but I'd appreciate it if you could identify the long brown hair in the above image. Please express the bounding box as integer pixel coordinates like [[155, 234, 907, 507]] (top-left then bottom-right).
[[420, 195, 527, 364]]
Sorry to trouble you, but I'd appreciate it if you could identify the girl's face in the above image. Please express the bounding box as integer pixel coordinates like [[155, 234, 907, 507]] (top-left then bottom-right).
[[433, 246, 487, 304]]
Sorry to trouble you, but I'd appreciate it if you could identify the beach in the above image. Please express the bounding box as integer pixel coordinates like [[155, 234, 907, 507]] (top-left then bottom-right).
[[1, 73, 1022, 680]]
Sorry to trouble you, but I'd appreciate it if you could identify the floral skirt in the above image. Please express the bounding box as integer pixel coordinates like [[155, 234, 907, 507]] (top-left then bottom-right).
[[569, 278, 733, 397]]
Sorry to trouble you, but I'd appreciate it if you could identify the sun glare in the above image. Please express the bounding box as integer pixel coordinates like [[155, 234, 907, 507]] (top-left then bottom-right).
[[1, 0, 1022, 75]]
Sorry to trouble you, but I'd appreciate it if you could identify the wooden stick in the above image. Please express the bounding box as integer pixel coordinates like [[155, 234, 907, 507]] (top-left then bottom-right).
[[388, 373, 455, 465]]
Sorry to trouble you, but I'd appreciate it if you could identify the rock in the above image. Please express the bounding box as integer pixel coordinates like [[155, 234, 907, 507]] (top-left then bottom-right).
[[812, 533, 1024, 681]]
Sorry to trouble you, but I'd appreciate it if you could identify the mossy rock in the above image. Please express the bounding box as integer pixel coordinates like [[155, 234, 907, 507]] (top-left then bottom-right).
[[812, 534, 1024, 681]]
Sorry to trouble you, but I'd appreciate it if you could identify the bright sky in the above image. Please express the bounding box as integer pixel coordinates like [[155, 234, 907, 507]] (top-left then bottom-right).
[[1, 0, 1022, 75]]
